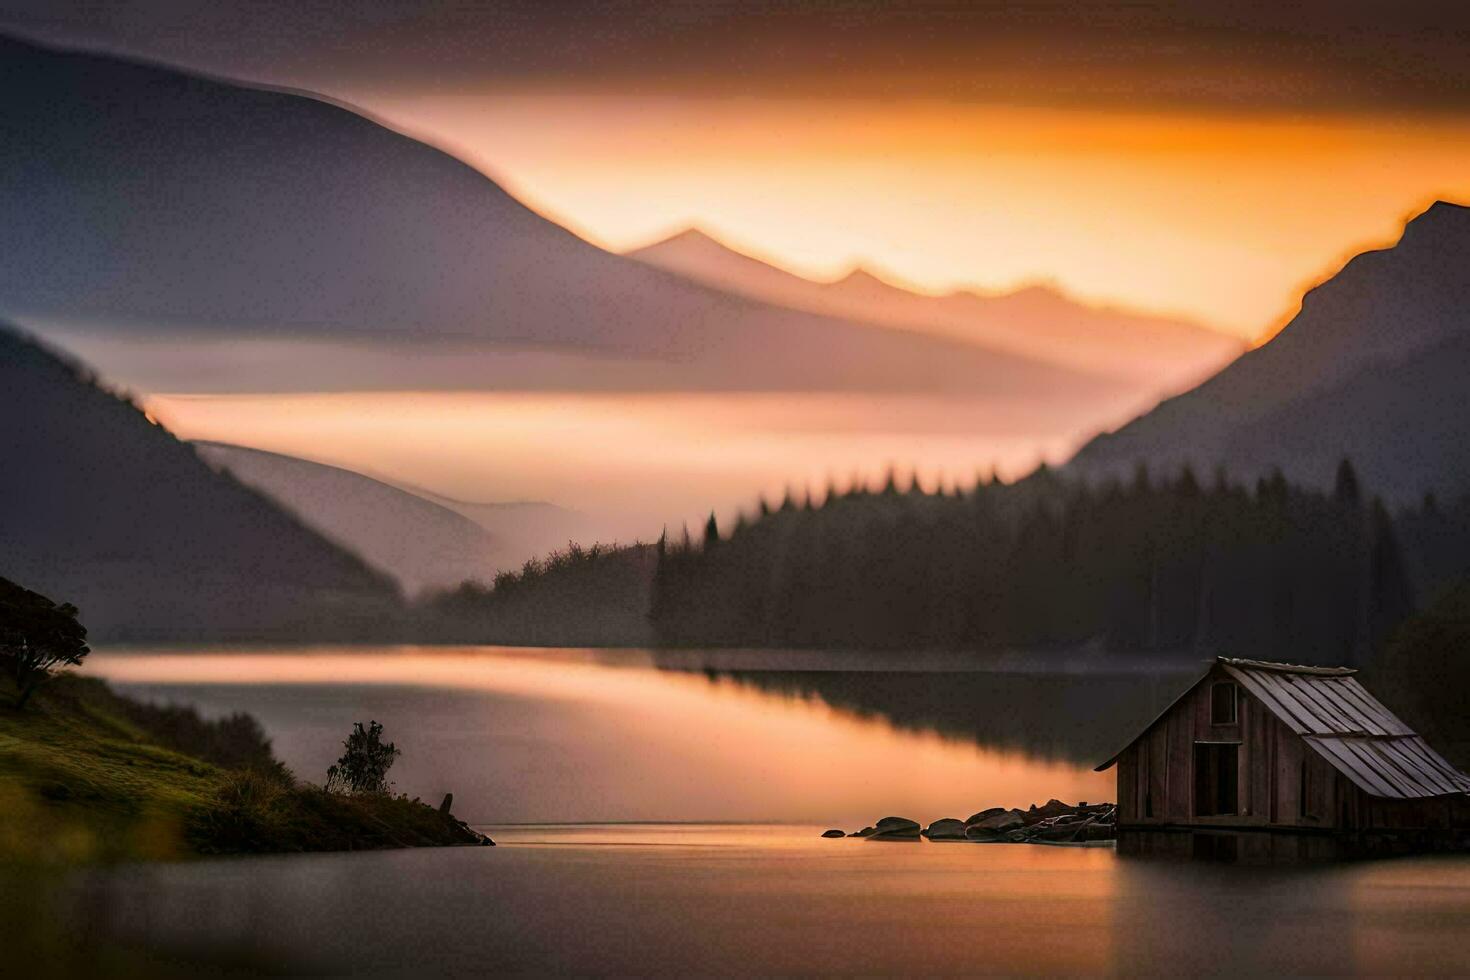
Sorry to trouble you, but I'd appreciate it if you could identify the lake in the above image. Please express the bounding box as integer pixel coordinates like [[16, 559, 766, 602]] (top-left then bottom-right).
[[66, 647, 1470, 974], [87, 646, 1172, 824]]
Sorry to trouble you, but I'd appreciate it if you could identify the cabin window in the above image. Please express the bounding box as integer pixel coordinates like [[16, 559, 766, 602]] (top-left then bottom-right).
[[1193, 743, 1239, 816], [1211, 682, 1238, 725]]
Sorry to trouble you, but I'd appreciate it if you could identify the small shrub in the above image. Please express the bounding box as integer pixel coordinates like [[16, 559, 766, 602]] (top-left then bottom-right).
[[325, 720, 399, 795]]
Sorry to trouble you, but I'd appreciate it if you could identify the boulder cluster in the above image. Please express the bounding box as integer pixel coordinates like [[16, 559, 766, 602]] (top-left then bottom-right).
[[823, 800, 1116, 844]]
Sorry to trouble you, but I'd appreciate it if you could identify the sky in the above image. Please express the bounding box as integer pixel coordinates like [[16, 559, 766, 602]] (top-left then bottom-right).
[[4, 1, 1470, 337], [8, 1, 1470, 542]]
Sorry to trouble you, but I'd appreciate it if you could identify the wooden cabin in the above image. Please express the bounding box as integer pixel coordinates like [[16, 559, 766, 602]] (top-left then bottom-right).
[[1097, 658, 1470, 847]]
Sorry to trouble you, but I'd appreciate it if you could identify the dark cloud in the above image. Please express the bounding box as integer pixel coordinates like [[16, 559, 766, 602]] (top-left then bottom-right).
[[3, 0, 1469, 113]]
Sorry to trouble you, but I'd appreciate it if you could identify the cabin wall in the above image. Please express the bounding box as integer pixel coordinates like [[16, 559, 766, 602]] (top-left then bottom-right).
[[1117, 667, 1340, 830], [1342, 780, 1470, 832]]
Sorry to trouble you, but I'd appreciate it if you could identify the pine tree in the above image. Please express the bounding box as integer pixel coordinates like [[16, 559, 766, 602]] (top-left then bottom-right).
[[1334, 457, 1362, 507]]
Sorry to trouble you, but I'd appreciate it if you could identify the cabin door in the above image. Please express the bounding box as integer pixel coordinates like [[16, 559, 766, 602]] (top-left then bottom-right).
[[1193, 742, 1240, 816]]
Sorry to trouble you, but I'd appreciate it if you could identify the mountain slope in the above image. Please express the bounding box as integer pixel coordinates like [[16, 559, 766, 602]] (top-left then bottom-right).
[[193, 442, 507, 594], [1069, 201, 1470, 499], [629, 228, 1242, 393], [0, 32, 1124, 404], [0, 327, 400, 640], [1218, 330, 1470, 500], [398, 492, 603, 572]]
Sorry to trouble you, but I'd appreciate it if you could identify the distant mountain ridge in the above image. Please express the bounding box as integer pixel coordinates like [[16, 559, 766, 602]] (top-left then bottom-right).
[[1069, 201, 1470, 501], [0, 326, 400, 640], [628, 228, 1242, 394], [0, 31, 1124, 407], [393, 490, 603, 569], [193, 442, 507, 595]]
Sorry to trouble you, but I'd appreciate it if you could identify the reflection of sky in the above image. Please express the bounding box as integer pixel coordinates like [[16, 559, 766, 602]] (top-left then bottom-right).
[[87, 647, 1115, 825]]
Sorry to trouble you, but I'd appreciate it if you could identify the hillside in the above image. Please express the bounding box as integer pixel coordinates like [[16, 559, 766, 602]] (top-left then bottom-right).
[[0, 667, 482, 865], [0, 32, 1124, 406], [394, 489, 601, 573], [194, 442, 505, 594], [1070, 201, 1470, 500], [1217, 331, 1470, 502], [629, 228, 1241, 393], [0, 327, 400, 640]]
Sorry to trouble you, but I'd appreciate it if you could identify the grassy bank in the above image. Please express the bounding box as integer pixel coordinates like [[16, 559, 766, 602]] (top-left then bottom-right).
[[0, 671, 482, 866]]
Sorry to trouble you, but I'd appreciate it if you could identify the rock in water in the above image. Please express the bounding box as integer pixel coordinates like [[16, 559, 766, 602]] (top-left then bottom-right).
[[439, 792, 454, 814], [822, 829, 846, 838], [868, 816, 922, 840], [875, 816, 919, 831], [922, 818, 967, 841], [852, 826, 877, 838], [1023, 799, 1075, 825], [968, 809, 1026, 835], [965, 807, 1007, 825], [1030, 821, 1083, 843]]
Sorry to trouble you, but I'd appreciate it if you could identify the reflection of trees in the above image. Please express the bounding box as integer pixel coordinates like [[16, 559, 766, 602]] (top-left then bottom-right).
[[660, 663, 1199, 765]]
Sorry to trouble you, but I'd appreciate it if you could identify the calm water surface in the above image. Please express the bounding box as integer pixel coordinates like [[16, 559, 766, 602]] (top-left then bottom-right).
[[73, 648, 1470, 975], [69, 825, 1470, 975], [88, 646, 1153, 824]]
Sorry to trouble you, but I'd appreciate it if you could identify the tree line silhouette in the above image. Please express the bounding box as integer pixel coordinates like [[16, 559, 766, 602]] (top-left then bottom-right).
[[650, 461, 1449, 664], [422, 541, 657, 646]]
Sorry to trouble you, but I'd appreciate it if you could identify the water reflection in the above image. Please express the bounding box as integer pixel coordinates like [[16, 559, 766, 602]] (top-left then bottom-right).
[[1120, 829, 1351, 864], [56, 827, 1470, 976], [88, 648, 1129, 825], [39, 649, 1470, 975], [653, 655, 1199, 765]]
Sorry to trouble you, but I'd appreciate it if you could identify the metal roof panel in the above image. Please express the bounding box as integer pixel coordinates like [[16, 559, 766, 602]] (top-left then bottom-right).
[[1098, 658, 1470, 800]]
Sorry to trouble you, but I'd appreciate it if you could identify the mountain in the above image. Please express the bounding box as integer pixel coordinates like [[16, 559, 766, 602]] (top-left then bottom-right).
[[193, 442, 508, 595], [398, 492, 605, 572], [0, 32, 1124, 406], [628, 228, 1242, 394], [1069, 201, 1470, 500], [0, 327, 400, 640]]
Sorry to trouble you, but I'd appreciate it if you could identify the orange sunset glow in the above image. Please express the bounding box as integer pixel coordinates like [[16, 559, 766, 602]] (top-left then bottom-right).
[[10, 5, 1470, 975], [367, 96, 1470, 338]]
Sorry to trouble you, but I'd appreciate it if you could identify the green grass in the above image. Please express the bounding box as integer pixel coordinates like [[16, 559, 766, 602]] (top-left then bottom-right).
[[0, 670, 483, 866]]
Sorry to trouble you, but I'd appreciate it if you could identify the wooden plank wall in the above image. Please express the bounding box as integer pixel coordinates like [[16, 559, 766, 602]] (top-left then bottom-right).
[[1116, 667, 1344, 830]]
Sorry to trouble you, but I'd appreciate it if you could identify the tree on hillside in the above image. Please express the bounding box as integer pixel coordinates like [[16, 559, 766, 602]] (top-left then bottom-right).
[[0, 577, 90, 709], [326, 720, 400, 795]]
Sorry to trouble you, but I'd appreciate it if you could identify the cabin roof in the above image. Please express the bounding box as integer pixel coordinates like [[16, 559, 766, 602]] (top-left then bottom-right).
[[1096, 657, 1470, 800]]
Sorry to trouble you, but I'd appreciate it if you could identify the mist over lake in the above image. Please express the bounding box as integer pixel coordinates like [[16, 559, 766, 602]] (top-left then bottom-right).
[[140, 389, 1138, 547]]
